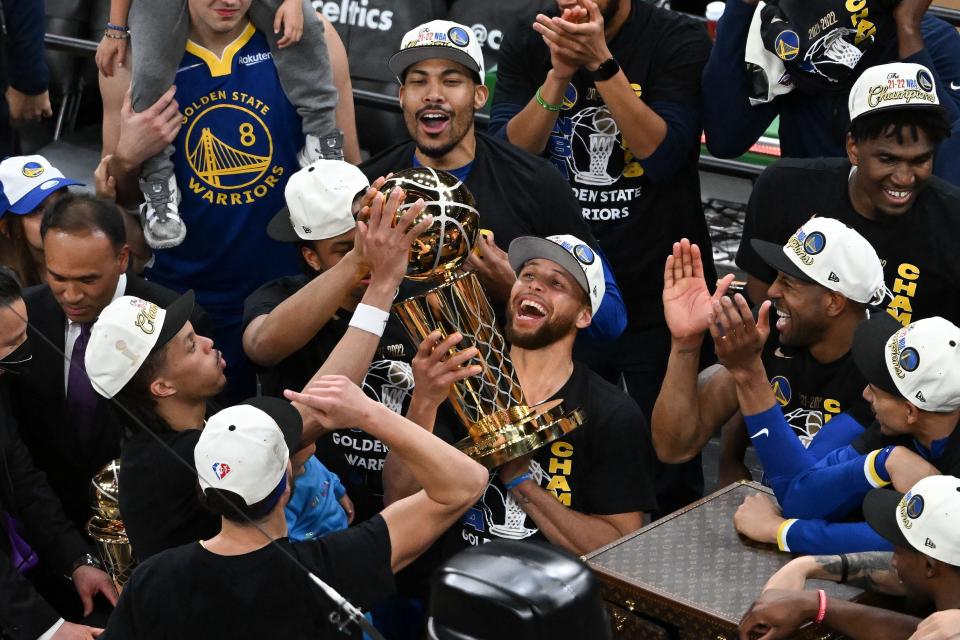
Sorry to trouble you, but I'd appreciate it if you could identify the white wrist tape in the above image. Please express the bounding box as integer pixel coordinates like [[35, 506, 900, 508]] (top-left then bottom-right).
[[348, 303, 390, 337]]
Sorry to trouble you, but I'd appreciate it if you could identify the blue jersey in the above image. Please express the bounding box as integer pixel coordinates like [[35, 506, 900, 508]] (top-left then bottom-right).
[[146, 23, 300, 310]]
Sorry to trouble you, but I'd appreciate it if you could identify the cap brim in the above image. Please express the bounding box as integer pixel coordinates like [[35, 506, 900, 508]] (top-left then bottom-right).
[[508, 236, 589, 297], [388, 46, 481, 80], [863, 488, 911, 548], [750, 239, 817, 284], [851, 102, 947, 126], [266, 207, 302, 243], [239, 396, 303, 454], [852, 312, 903, 398], [7, 179, 83, 214], [151, 290, 195, 354]]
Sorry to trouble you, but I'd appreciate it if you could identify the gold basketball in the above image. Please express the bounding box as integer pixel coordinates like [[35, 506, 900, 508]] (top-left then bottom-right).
[[378, 167, 480, 280]]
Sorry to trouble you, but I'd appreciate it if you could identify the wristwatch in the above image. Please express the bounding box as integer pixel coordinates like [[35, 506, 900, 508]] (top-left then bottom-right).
[[70, 552, 105, 574], [591, 57, 620, 82]]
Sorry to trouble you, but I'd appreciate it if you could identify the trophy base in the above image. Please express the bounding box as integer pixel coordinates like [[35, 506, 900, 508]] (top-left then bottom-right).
[[455, 399, 584, 469]]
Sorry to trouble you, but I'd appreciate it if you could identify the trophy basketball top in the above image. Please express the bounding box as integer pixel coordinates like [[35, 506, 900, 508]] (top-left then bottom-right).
[[377, 167, 479, 281]]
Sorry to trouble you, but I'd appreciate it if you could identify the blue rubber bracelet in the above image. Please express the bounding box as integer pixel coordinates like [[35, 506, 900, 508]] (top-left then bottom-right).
[[106, 22, 129, 32], [503, 472, 532, 491]]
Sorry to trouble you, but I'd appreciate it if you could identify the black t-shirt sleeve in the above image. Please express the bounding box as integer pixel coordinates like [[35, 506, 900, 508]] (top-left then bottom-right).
[[242, 278, 293, 330], [644, 21, 711, 106], [582, 398, 658, 515], [294, 514, 395, 610]]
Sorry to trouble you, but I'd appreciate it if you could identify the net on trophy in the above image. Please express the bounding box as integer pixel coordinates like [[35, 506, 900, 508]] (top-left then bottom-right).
[[382, 168, 583, 469], [86, 460, 136, 591]]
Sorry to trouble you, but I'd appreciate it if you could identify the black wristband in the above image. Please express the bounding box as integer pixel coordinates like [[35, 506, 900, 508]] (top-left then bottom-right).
[[591, 57, 620, 82], [839, 553, 849, 584], [70, 552, 105, 574]]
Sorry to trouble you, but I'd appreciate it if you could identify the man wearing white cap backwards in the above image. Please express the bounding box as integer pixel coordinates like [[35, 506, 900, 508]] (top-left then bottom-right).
[[387, 234, 657, 557], [739, 475, 960, 640], [737, 62, 960, 328], [712, 279, 960, 554], [653, 218, 886, 486]]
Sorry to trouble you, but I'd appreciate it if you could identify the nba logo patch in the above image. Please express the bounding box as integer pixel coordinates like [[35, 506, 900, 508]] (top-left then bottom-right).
[[211, 462, 231, 480]]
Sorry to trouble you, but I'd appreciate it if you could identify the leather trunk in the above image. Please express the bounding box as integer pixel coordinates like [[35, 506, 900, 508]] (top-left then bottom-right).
[[584, 481, 867, 639]]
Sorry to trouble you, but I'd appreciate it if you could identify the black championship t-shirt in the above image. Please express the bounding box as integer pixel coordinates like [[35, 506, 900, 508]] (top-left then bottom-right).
[[119, 428, 219, 561], [443, 362, 657, 554], [243, 274, 417, 522], [101, 515, 395, 640], [494, 0, 715, 330], [737, 158, 960, 327], [761, 324, 873, 447]]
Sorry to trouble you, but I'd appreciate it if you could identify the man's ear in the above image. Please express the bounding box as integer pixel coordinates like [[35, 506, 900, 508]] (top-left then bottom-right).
[[475, 83, 489, 110], [118, 245, 130, 274], [846, 133, 860, 167], [149, 376, 177, 400], [575, 306, 593, 330], [823, 290, 847, 318], [905, 399, 921, 425], [301, 244, 323, 273]]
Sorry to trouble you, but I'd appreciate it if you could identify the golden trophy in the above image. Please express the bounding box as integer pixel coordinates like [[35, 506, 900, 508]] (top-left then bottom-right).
[[384, 167, 583, 468], [86, 460, 135, 591]]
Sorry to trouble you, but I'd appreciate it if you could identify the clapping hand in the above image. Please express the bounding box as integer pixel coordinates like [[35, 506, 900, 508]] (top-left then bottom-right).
[[663, 238, 735, 346]]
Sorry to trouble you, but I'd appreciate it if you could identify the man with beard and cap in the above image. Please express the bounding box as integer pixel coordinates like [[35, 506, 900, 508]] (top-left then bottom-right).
[[737, 62, 960, 323], [359, 19, 628, 343], [490, 0, 717, 515], [0, 267, 118, 640], [739, 475, 960, 640], [385, 234, 657, 557], [709, 283, 960, 553], [652, 218, 885, 485]]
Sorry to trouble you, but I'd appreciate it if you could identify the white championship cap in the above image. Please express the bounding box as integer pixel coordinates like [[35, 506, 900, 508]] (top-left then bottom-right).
[[0, 155, 83, 215], [268, 159, 369, 243], [750, 216, 887, 304], [86, 292, 195, 398], [389, 20, 485, 82], [865, 475, 960, 566], [854, 315, 960, 413], [849, 62, 942, 124], [194, 398, 302, 506], [508, 234, 605, 316]]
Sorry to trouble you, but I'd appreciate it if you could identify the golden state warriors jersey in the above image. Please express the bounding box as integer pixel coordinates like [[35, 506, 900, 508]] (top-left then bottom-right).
[[147, 23, 300, 308]]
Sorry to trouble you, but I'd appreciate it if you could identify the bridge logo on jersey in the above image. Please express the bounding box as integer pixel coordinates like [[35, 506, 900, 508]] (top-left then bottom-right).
[[181, 93, 286, 206], [770, 375, 792, 406]]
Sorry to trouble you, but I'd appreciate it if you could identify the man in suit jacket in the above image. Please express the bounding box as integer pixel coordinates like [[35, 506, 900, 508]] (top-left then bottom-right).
[[9, 195, 210, 530], [0, 266, 117, 640]]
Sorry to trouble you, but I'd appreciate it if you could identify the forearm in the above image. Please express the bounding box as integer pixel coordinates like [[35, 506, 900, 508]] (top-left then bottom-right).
[[382, 394, 440, 505], [594, 73, 666, 159], [109, 0, 132, 25], [779, 519, 893, 555], [652, 339, 708, 463], [109, 152, 143, 208], [823, 598, 921, 640], [5, 0, 49, 95], [731, 361, 776, 416], [504, 70, 569, 154], [806, 553, 906, 596], [245, 258, 363, 367], [365, 403, 484, 509], [898, 22, 925, 60], [510, 480, 630, 555]]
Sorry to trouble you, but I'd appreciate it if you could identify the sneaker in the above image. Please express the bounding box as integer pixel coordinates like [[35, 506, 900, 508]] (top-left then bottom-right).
[[297, 131, 345, 167], [139, 175, 186, 250]]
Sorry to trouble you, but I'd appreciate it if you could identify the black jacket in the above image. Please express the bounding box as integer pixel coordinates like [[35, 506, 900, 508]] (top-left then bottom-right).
[[0, 384, 91, 640], [10, 276, 212, 531]]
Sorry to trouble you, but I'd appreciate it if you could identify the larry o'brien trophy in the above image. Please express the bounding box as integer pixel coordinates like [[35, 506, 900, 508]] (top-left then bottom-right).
[[384, 167, 584, 468], [86, 460, 135, 591]]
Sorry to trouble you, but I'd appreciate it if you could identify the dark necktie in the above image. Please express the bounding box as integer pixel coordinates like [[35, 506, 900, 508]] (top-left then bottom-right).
[[66, 322, 98, 437]]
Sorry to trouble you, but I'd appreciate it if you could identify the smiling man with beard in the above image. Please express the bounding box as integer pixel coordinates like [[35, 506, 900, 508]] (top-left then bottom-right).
[[738, 62, 960, 328], [653, 218, 885, 486], [386, 234, 656, 557]]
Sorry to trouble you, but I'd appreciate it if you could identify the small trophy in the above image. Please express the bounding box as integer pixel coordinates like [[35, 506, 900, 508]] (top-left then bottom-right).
[[86, 460, 135, 591], [383, 167, 583, 468]]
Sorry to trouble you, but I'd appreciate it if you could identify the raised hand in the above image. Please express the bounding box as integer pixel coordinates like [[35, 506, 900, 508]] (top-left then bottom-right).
[[284, 375, 375, 430], [357, 187, 431, 291], [663, 238, 735, 344], [411, 330, 482, 410], [709, 294, 771, 377]]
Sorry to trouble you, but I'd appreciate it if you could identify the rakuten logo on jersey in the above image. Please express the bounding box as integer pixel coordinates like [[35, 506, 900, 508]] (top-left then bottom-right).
[[314, 0, 393, 31], [470, 23, 502, 51]]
